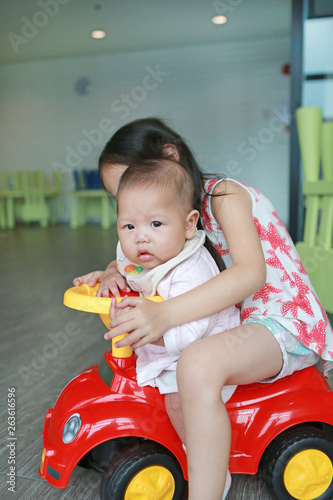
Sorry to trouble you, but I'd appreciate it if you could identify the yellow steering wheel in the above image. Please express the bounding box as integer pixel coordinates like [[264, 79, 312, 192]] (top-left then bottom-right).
[[63, 284, 163, 358]]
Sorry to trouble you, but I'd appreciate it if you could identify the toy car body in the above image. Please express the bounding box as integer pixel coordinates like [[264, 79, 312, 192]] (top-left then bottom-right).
[[39, 285, 333, 500]]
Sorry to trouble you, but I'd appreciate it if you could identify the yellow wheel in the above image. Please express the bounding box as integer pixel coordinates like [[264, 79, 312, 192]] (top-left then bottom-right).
[[260, 425, 333, 500], [100, 441, 186, 500], [125, 465, 175, 499], [284, 449, 333, 499]]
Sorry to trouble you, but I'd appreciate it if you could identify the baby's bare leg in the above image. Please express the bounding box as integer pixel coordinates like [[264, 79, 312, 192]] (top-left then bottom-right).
[[164, 392, 185, 443]]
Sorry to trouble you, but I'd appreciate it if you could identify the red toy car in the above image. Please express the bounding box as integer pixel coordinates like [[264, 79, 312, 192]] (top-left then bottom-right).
[[39, 284, 333, 500]]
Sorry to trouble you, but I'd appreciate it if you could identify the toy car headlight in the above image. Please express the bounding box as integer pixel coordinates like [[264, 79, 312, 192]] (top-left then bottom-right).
[[62, 413, 81, 444]]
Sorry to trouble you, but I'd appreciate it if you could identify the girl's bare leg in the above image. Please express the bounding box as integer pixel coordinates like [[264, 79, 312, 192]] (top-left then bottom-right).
[[177, 323, 283, 500]]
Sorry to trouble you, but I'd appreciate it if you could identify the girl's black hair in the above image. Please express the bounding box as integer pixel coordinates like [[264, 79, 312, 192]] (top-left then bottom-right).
[[99, 117, 225, 272]]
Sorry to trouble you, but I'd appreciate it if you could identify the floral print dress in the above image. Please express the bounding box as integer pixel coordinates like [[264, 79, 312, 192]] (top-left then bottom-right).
[[201, 178, 333, 372]]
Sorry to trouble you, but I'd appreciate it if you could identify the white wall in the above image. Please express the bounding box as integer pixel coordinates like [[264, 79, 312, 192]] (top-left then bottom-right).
[[0, 36, 291, 224]]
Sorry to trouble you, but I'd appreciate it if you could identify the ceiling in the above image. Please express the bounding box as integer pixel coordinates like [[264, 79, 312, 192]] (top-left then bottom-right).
[[0, 0, 291, 65]]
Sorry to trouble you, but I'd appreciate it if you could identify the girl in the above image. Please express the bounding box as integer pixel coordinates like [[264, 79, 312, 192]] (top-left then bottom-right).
[[74, 117, 333, 500]]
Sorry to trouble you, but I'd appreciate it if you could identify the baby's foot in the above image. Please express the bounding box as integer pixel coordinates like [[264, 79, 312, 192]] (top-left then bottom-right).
[[222, 470, 232, 500]]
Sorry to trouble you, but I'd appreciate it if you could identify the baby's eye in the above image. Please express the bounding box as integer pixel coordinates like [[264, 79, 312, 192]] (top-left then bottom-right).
[[125, 224, 135, 230], [151, 221, 162, 228]]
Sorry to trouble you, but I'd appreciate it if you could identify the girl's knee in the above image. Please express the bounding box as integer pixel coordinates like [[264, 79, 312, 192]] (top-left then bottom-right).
[[177, 341, 214, 393]]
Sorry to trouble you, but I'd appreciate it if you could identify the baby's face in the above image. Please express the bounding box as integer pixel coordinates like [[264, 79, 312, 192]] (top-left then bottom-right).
[[117, 185, 190, 269]]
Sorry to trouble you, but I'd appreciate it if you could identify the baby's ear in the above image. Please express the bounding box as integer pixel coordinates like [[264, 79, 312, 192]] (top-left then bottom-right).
[[185, 210, 200, 239]]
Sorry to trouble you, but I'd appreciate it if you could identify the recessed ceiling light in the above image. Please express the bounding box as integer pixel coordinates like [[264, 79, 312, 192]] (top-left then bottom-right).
[[212, 15, 227, 25], [91, 30, 106, 39]]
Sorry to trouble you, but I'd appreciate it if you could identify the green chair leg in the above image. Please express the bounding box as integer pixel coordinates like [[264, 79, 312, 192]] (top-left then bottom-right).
[[0, 199, 6, 229], [70, 196, 80, 229], [296, 107, 322, 182], [6, 198, 15, 229], [101, 196, 112, 230]]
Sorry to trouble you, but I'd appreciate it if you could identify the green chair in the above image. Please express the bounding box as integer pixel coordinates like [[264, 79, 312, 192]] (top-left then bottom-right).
[[44, 171, 64, 224], [20, 170, 49, 228], [0, 171, 23, 229], [0, 170, 63, 228], [295, 107, 333, 314]]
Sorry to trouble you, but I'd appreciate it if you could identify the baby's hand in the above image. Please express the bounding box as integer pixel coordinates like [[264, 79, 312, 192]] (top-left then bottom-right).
[[96, 263, 131, 298], [73, 271, 104, 288]]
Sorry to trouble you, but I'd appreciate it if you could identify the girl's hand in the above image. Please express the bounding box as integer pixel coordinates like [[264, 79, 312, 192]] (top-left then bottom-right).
[[73, 271, 104, 288], [104, 296, 168, 349]]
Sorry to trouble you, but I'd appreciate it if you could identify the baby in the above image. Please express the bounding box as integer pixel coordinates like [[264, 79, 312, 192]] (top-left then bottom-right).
[[111, 158, 240, 399]]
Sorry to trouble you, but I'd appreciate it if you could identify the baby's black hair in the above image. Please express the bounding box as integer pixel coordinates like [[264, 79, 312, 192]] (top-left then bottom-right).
[[117, 158, 195, 214]]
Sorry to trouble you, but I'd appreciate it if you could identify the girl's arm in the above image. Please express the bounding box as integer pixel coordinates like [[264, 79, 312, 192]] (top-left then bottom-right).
[[108, 180, 266, 348]]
